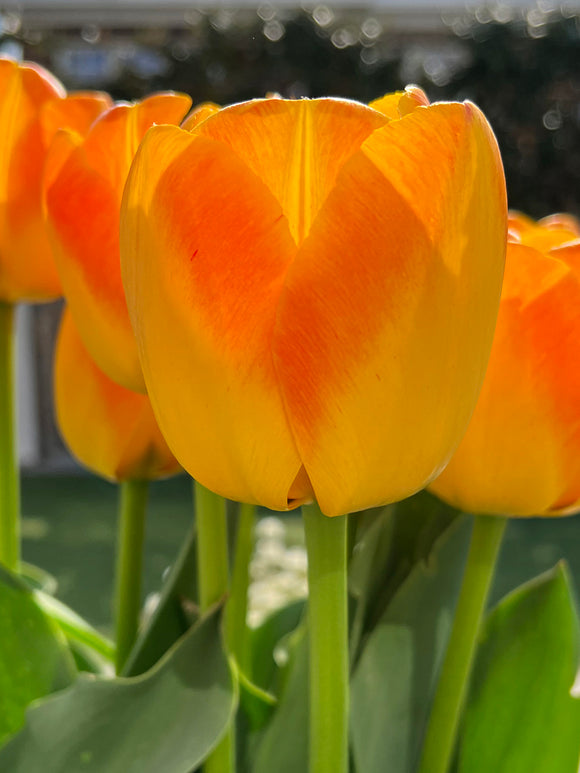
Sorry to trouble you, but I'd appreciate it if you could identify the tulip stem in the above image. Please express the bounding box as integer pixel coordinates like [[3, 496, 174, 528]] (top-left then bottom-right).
[[418, 514, 507, 773], [194, 481, 234, 773], [0, 302, 20, 572], [226, 502, 255, 667], [114, 479, 149, 673], [303, 502, 349, 773]]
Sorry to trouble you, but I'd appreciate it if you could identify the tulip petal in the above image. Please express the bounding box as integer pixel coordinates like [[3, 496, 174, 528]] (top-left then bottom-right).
[[538, 212, 580, 235], [45, 133, 144, 391], [0, 59, 64, 301], [430, 242, 580, 515], [45, 94, 191, 391], [196, 98, 387, 245], [121, 125, 311, 510], [369, 85, 429, 120], [40, 91, 112, 145], [82, 93, 192, 190], [55, 309, 180, 482], [181, 102, 221, 131], [273, 102, 506, 516]]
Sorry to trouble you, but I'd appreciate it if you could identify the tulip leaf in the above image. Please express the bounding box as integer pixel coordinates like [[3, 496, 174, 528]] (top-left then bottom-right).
[[34, 590, 115, 663], [251, 626, 309, 773], [123, 518, 198, 676], [0, 566, 76, 746], [67, 640, 114, 677], [349, 491, 459, 663], [19, 561, 58, 595], [238, 667, 277, 732], [458, 563, 580, 773], [350, 515, 473, 773], [0, 607, 236, 773], [247, 598, 305, 694]]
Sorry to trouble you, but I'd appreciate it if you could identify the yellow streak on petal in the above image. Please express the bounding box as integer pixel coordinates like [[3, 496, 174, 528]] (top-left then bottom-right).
[[285, 100, 314, 244], [196, 98, 387, 246]]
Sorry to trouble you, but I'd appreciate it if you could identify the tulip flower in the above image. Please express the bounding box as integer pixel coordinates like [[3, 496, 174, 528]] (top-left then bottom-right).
[[54, 308, 180, 483], [44, 93, 192, 392], [120, 88, 507, 518], [55, 307, 181, 671], [420, 213, 580, 773], [0, 57, 109, 573], [429, 212, 580, 516], [0, 57, 111, 303]]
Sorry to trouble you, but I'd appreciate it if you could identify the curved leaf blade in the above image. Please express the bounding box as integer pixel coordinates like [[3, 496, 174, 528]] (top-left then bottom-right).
[[0, 608, 236, 773], [458, 563, 580, 773], [350, 516, 473, 773], [0, 566, 76, 745]]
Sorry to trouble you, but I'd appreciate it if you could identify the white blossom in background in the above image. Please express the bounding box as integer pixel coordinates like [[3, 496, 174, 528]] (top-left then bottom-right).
[[247, 516, 308, 628]]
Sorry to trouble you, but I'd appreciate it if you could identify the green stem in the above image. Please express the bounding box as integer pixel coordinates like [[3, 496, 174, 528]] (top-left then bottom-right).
[[303, 503, 349, 773], [114, 479, 149, 673], [418, 514, 507, 773], [226, 502, 255, 667], [0, 302, 19, 572], [194, 481, 233, 773]]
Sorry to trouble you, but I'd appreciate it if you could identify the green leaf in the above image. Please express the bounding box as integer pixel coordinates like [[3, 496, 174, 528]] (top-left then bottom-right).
[[0, 566, 76, 746], [123, 519, 198, 676], [34, 590, 115, 663], [251, 626, 309, 773], [238, 668, 277, 731], [458, 563, 580, 773], [349, 491, 459, 663], [19, 562, 58, 595], [0, 608, 236, 773], [247, 599, 305, 694], [68, 640, 113, 677], [350, 516, 473, 773]]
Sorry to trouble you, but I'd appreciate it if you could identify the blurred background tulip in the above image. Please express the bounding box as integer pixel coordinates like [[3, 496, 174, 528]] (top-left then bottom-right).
[[54, 306, 181, 671], [0, 56, 110, 572], [44, 92, 192, 392], [429, 212, 580, 516], [121, 89, 507, 518], [54, 308, 180, 483], [0, 57, 110, 304]]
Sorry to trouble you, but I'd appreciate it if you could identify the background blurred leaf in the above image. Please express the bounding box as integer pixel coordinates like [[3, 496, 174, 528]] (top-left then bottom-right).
[[0, 566, 76, 746], [0, 608, 235, 773], [350, 516, 472, 773], [458, 563, 580, 773], [123, 519, 198, 676]]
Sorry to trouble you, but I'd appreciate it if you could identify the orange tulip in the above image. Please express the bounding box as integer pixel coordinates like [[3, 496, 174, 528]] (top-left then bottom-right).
[[430, 212, 580, 516], [0, 57, 110, 302], [120, 89, 507, 517], [44, 92, 192, 392], [54, 308, 181, 482]]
